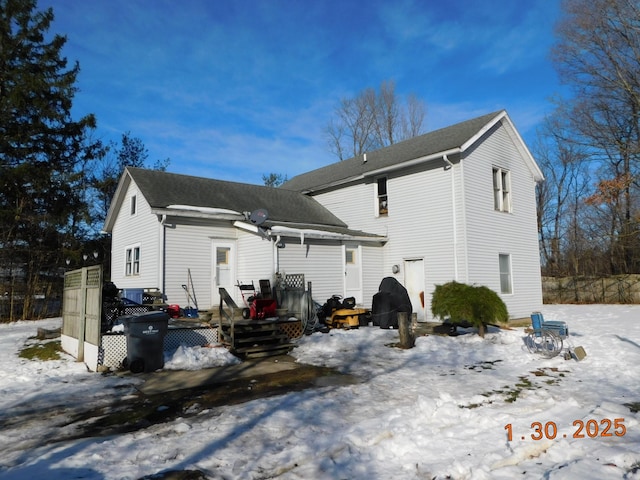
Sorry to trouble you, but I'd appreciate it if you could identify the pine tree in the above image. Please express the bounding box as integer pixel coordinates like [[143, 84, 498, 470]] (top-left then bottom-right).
[[0, 0, 99, 320]]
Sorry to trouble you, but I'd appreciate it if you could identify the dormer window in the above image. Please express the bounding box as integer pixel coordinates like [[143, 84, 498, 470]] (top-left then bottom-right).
[[377, 177, 388, 216]]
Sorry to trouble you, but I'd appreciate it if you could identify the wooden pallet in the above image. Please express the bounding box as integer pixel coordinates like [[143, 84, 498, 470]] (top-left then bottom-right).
[[218, 287, 295, 358], [218, 318, 295, 358]]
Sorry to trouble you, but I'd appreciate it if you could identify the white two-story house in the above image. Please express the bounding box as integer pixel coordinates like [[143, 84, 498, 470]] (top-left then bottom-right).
[[104, 110, 543, 320], [283, 110, 544, 320]]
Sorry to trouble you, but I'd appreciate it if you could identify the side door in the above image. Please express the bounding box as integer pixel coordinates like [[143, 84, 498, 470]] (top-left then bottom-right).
[[212, 241, 236, 307], [344, 244, 362, 303], [404, 258, 425, 321]]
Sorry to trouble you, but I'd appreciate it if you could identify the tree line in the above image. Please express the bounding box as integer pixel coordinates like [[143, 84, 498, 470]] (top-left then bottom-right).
[[535, 0, 640, 277], [0, 0, 168, 320], [2, 0, 640, 320]]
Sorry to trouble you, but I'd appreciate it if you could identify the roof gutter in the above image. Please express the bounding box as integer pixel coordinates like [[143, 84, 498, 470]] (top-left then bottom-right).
[[363, 147, 461, 178], [233, 221, 387, 245], [301, 148, 462, 194], [151, 207, 244, 221]]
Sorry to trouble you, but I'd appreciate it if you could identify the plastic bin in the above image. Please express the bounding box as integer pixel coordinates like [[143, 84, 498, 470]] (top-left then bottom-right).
[[121, 311, 169, 373], [122, 288, 144, 305]]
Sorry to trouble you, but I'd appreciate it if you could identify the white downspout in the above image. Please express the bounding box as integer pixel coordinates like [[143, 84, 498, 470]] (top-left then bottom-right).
[[159, 214, 167, 297], [443, 155, 459, 281], [274, 235, 281, 275]]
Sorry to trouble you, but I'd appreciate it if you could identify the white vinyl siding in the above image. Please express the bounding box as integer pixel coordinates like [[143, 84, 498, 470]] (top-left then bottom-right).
[[234, 230, 274, 305], [278, 240, 343, 303], [461, 120, 542, 317], [109, 181, 160, 292], [164, 219, 236, 310], [313, 118, 542, 319], [314, 167, 458, 320]]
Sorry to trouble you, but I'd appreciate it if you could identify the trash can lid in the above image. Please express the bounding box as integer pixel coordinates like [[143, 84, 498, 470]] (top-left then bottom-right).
[[122, 311, 169, 324]]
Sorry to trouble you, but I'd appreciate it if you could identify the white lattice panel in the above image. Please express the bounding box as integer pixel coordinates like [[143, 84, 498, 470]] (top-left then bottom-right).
[[100, 326, 219, 370]]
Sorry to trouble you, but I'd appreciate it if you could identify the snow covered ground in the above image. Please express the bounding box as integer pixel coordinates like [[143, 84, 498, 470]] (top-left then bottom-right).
[[0, 304, 639, 479]]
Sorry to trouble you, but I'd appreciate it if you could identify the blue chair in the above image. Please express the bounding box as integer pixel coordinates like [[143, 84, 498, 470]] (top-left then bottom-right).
[[526, 312, 568, 358]]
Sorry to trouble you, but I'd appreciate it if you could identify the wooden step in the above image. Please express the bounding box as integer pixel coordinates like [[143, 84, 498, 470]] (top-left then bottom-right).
[[233, 334, 289, 345], [234, 343, 295, 356]]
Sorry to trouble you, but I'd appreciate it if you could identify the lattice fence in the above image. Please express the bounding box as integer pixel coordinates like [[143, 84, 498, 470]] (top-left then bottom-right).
[[100, 327, 219, 369]]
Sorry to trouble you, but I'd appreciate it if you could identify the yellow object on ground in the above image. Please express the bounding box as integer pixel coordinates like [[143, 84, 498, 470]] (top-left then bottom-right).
[[327, 308, 370, 329]]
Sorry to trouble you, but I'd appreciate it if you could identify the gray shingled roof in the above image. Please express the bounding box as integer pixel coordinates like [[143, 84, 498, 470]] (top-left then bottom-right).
[[126, 167, 348, 227], [282, 110, 504, 192]]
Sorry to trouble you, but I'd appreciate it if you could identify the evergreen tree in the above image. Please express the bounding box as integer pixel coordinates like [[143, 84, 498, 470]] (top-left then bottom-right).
[[0, 0, 99, 320]]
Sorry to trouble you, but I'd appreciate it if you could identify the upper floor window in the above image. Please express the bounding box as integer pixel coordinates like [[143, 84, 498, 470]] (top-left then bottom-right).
[[376, 177, 388, 216], [125, 245, 140, 276], [493, 167, 511, 212], [130, 194, 137, 216]]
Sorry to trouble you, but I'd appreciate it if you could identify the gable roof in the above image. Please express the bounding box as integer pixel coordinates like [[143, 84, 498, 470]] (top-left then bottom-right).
[[282, 110, 543, 192], [104, 167, 348, 231]]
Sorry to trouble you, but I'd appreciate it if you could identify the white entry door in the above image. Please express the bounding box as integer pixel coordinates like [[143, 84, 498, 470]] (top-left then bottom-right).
[[344, 245, 362, 303], [404, 259, 425, 321], [212, 241, 235, 307]]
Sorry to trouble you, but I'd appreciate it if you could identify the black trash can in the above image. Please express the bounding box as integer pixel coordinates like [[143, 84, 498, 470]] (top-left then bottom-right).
[[121, 311, 169, 373]]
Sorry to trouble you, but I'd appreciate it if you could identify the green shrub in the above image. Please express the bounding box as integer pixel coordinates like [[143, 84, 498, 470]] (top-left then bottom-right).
[[431, 281, 508, 337]]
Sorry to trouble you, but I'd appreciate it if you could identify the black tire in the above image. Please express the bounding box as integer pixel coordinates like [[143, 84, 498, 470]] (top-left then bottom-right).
[[242, 307, 251, 319]]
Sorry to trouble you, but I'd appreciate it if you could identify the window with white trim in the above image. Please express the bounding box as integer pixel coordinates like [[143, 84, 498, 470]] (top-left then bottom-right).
[[130, 194, 137, 215], [345, 248, 356, 265], [499, 253, 512, 294], [376, 177, 388, 216], [493, 167, 511, 212], [125, 245, 140, 276]]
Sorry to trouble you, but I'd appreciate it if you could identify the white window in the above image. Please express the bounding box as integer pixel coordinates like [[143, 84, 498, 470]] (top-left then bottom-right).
[[130, 194, 137, 215], [493, 167, 511, 212], [376, 177, 388, 216], [499, 253, 512, 294], [125, 245, 140, 276]]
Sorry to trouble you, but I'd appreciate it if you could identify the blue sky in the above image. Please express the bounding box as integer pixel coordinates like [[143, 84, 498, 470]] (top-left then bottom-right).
[[41, 0, 563, 185]]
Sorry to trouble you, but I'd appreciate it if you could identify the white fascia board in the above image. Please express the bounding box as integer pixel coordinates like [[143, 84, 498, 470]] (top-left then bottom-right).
[[103, 171, 132, 233], [460, 110, 544, 183], [460, 110, 506, 152]]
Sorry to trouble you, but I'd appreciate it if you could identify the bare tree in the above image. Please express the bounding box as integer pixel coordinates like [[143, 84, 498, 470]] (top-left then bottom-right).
[[552, 0, 640, 273], [534, 112, 590, 275], [326, 80, 426, 160], [402, 93, 427, 139]]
